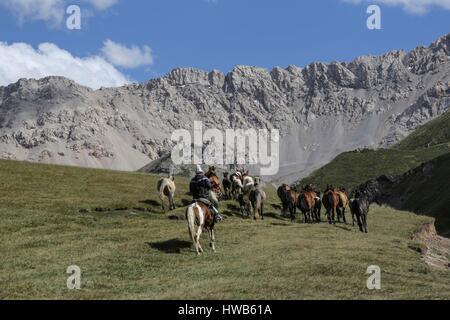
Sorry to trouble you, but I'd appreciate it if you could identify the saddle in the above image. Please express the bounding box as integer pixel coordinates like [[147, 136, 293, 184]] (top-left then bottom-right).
[[193, 198, 212, 207]]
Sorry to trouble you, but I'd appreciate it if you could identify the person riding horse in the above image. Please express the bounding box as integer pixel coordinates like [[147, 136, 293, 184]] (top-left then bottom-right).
[[190, 165, 223, 223]]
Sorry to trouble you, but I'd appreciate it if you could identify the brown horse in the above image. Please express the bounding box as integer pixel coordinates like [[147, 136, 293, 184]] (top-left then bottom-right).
[[337, 187, 349, 223], [322, 185, 340, 224], [297, 190, 317, 223], [277, 184, 298, 221], [205, 168, 223, 200]]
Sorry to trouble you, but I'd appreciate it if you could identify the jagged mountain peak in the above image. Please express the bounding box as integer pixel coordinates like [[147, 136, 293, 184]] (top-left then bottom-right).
[[0, 33, 449, 183]]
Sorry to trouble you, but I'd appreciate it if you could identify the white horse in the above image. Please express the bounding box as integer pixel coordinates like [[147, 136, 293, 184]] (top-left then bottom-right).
[[242, 175, 255, 194], [231, 173, 243, 200], [157, 176, 176, 212], [185, 202, 216, 255]]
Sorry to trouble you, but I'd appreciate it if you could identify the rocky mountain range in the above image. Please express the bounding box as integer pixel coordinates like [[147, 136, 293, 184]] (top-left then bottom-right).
[[0, 33, 449, 183]]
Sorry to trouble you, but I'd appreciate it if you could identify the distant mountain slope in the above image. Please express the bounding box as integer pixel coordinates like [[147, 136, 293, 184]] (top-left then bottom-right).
[[299, 104, 450, 190], [1, 33, 450, 182], [397, 109, 450, 150]]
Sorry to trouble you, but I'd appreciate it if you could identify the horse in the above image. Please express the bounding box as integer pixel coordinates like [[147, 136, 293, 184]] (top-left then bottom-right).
[[230, 172, 243, 200], [322, 185, 340, 224], [237, 174, 256, 218], [337, 187, 349, 223], [249, 183, 266, 220], [157, 176, 176, 212], [205, 168, 223, 200], [297, 190, 317, 223], [222, 173, 232, 200], [185, 201, 216, 255], [302, 184, 322, 222], [349, 192, 369, 233], [277, 184, 298, 221], [242, 174, 255, 194], [314, 191, 322, 222]]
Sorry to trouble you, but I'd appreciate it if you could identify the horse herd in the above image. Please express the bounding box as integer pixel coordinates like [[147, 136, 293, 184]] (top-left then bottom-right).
[[157, 169, 370, 255], [277, 184, 369, 233]]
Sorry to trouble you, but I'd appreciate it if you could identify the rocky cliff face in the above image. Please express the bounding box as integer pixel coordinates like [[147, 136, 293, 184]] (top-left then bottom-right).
[[1, 34, 449, 182]]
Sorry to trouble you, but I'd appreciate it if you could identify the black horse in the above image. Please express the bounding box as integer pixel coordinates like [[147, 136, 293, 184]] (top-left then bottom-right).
[[222, 173, 232, 200], [314, 191, 322, 222], [349, 191, 369, 233]]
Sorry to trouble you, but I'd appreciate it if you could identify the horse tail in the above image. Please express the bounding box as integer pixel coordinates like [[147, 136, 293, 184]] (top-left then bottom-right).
[[158, 179, 167, 200], [185, 204, 197, 244]]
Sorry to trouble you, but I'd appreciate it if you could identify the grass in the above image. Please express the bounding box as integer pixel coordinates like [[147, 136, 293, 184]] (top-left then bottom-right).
[[1, 159, 450, 300]]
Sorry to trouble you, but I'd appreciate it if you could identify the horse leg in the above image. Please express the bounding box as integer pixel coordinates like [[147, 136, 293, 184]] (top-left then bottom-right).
[[342, 207, 347, 224], [159, 194, 166, 212], [362, 214, 368, 233], [169, 193, 175, 210], [356, 214, 364, 233], [209, 229, 216, 252], [260, 202, 264, 220], [331, 207, 337, 224], [196, 226, 203, 254], [246, 201, 251, 217]]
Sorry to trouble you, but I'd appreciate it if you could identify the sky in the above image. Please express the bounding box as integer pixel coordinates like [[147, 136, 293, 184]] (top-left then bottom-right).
[[0, 0, 449, 89]]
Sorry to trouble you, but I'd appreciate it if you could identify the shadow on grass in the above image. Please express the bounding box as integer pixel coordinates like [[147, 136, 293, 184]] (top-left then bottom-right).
[[140, 199, 160, 207], [270, 222, 293, 227], [271, 204, 282, 210], [262, 212, 287, 221], [181, 199, 193, 206], [334, 224, 353, 232], [147, 239, 191, 254]]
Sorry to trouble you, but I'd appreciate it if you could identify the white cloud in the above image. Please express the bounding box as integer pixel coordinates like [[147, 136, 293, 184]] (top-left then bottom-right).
[[0, 0, 119, 25], [0, 0, 65, 25], [0, 41, 130, 89], [343, 0, 450, 14], [88, 0, 118, 10], [101, 39, 154, 69]]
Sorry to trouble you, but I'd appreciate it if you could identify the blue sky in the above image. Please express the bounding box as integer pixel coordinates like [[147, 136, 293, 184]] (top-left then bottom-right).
[[0, 0, 449, 88]]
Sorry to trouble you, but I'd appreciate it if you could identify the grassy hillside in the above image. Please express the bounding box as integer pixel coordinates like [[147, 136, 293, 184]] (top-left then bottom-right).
[[299, 144, 450, 191], [1, 160, 449, 299], [387, 153, 450, 237], [397, 110, 450, 150]]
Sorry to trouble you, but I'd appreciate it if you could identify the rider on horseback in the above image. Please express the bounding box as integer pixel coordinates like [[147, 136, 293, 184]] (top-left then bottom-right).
[[190, 165, 223, 223]]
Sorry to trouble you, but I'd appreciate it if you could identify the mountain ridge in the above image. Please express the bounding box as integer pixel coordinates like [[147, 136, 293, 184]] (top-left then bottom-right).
[[1, 33, 449, 182]]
